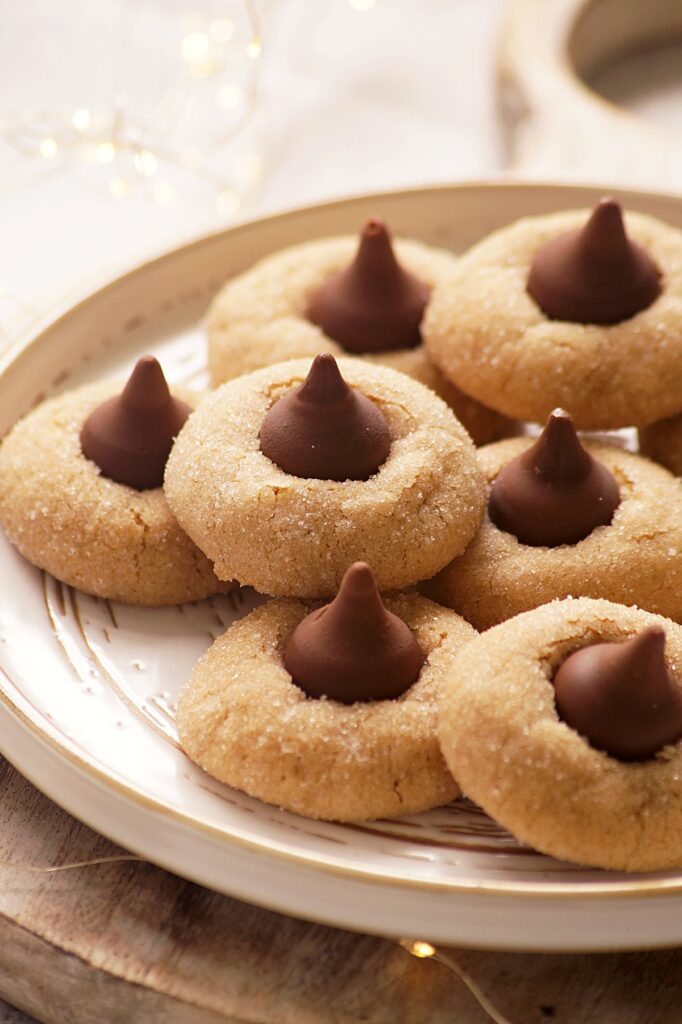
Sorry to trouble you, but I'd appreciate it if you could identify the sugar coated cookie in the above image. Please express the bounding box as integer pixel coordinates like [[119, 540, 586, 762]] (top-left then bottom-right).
[[0, 358, 229, 605], [424, 414, 682, 629], [438, 598, 682, 871], [423, 200, 682, 429], [207, 219, 517, 445], [177, 567, 476, 821], [164, 355, 487, 597]]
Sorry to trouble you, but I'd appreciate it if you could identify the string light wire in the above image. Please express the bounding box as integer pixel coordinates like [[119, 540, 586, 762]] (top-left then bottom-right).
[[0, 1, 264, 203], [399, 938, 516, 1024], [0, 857, 512, 1022]]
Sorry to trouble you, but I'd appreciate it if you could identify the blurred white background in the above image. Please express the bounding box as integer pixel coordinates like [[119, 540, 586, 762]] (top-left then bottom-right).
[[0, 0, 504, 338]]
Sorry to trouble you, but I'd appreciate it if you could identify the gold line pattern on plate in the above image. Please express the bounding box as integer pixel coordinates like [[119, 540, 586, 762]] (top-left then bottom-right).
[[41, 573, 180, 749]]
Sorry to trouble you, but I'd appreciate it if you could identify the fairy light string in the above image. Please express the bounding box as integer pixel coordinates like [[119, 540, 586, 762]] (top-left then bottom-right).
[[399, 939, 517, 1024], [0, 851, 515, 1023], [0, 0, 264, 209]]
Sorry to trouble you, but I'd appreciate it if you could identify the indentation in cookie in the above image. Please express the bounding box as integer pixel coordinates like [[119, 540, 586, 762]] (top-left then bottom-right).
[[80, 356, 190, 490], [553, 627, 682, 761], [284, 562, 423, 704], [258, 353, 391, 481], [306, 218, 430, 353], [527, 198, 661, 324], [488, 408, 620, 547]]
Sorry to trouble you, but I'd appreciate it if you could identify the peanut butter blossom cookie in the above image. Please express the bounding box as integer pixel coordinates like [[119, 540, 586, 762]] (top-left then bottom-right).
[[164, 354, 487, 598], [640, 413, 682, 477], [206, 218, 516, 445], [438, 598, 682, 871], [423, 199, 682, 429], [424, 409, 682, 629], [0, 357, 228, 605], [177, 562, 476, 821]]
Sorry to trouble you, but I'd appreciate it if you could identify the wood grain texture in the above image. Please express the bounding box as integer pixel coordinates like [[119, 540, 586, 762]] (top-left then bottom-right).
[[0, 757, 682, 1023]]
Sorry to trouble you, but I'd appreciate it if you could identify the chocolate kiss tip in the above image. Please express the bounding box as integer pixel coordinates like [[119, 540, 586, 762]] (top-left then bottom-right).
[[283, 562, 424, 705], [553, 626, 682, 762], [121, 356, 171, 410], [299, 353, 350, 404], [340, 560, 376, 594], [527, 197, 661, 324], [259, 355, 391, 481], [533, 409, 591, 482], [488, 408, 620, 547], [364, 217, 387, 236], [80, 355, 190, 491], [306, 218, 429, 354]]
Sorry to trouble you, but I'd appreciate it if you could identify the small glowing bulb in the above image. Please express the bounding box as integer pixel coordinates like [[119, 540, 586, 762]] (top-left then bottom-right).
[[96, 142, 115, 164], [152, 181, 176, 205], [182, 30, 210, 63], [72, 108, 91, 132], [407, 940, 436, 959], [217, 189, 241, 217], [134, 149, 158, 177], [109, 177, 130, 198], [217, 84, 243, 111], [209, 17, 234, 43], [39, 137, 58, 159], [181, 32, 215, 78], [246, 38, 262, 59]]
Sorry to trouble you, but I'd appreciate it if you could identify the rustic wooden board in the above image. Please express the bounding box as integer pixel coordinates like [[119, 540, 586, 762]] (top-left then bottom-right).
[[0, 757, 681, 1023]]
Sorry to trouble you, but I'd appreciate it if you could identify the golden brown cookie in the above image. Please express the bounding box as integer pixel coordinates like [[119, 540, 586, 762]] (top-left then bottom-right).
[[438, 598, 682, 871], [422, 206, 682, 429], [0, 381, 229, 606], [640, 413, 682, 477], [164, 357, 487, 597], [206, 230, 516, 445], [423, 436, 682, 629], [177, 590, 476, 821]]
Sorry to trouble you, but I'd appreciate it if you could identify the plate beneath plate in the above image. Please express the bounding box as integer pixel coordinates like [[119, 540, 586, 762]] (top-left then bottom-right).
[[2, 181, 682, 951]]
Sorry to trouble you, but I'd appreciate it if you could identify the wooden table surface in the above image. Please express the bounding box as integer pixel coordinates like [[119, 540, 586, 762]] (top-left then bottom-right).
[[1, 757, 682, 1023]]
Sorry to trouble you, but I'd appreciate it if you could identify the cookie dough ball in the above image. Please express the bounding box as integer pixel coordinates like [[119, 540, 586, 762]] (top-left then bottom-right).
[[424, 429, 682, 629], [640, 413, 682, 476], [438, 598, 682, 871], [165, 356, 487, 598], [0, 365, 229, 606], [207, 219, 517, 446], [177, 586, 476, 821], [423, 201, 682, 429]]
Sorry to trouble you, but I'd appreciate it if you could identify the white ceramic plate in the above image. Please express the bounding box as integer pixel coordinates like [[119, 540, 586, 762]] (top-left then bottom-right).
[[2, 182, 682, 953]]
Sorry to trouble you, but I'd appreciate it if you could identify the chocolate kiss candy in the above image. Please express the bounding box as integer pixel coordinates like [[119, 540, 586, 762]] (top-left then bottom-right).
[[527, 198, 661, 324], [284, 562, 424, 704], [488, 409, 620, 547], [259, 353, 391, 481], [80, 356, 190, 490], [307, 218, 430, 353], [553, 627, 682, 761]]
